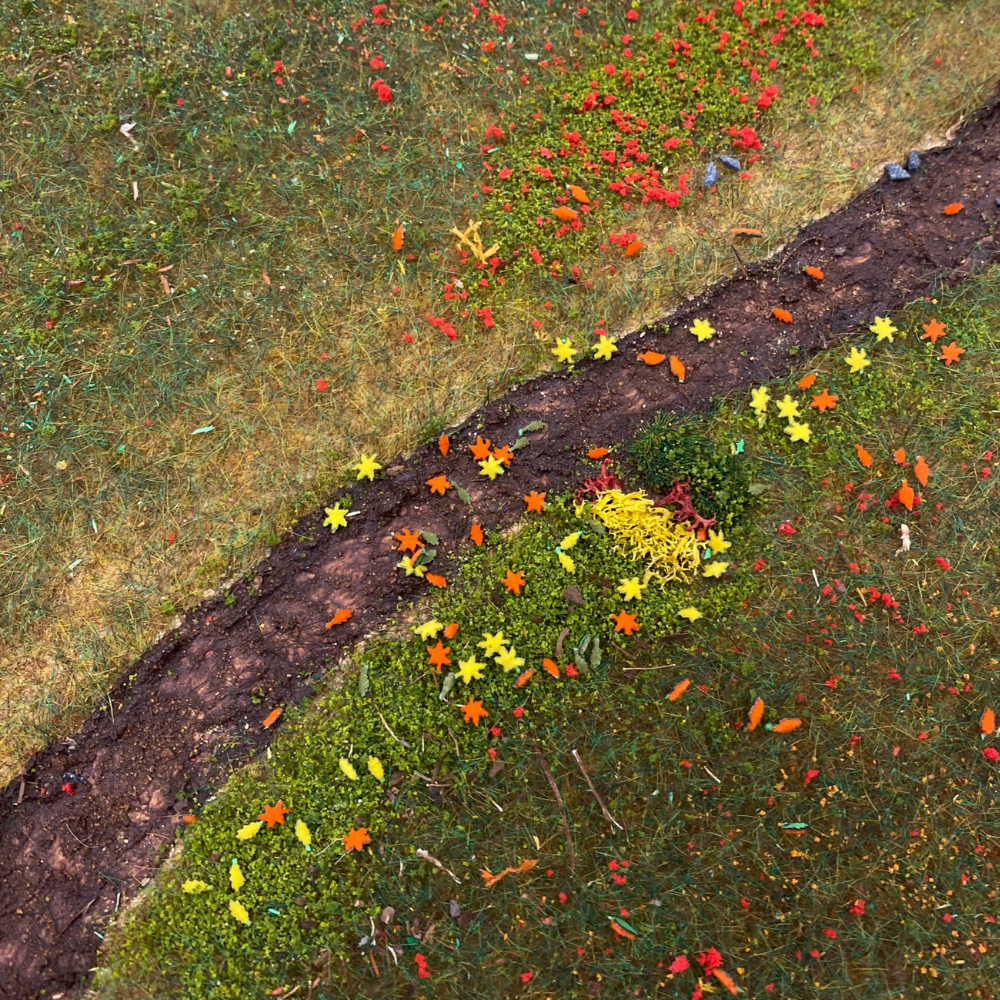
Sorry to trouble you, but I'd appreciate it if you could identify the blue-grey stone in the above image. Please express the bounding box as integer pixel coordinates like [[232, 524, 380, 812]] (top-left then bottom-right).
[[907, 149, 921, 171], [703, 161, 719, 187], [995, 196, 1000, 207], [884, 162, 910, 181], [718, 155, 741, 171]]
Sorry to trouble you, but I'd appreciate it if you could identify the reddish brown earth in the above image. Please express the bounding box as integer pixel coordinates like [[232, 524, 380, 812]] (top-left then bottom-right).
[[2, 90, 1000, 1000]]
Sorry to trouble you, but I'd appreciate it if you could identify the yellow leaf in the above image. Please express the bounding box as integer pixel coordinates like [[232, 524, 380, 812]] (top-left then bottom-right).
[[182, 879, 211, 894], [339, 757, 359, 781], [229, 900, 251, 925], [368, 756, 385, 781], [236, 822, 262, 841], [295, 819, 312, 849], [230, 859, 245, 892]]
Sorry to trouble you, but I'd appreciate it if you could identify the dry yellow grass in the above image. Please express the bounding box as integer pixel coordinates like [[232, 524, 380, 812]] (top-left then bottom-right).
[[2, 2, 999, 784]]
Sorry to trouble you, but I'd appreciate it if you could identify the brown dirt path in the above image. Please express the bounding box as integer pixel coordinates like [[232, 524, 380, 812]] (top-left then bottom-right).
[[2, 89, 999, 1000]]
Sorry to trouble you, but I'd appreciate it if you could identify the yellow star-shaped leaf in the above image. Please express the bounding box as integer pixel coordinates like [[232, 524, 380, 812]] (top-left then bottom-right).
[[415, 619, 444, 640], [353, 454, 382, 481], [557, 551, 575, 573], [707, 529, 731, 554], [870, 315, 897, 342], [323, 505, 348, 533], [479, 455, 505, 480], [593, 336, 617, 361], [678, 606, 703, 622], [776, 394, 800, 420], [397, 554, 427, 577], [457, 655, 486, 684], [689, 318, 715, 342], [784, 419, 812, 443], [478, 631, 507, 657], [845, 346, 870, 373], [495, 646, 525, 673], [749, 385, 770, 427], [559, 531, 581, 550], [617, 576, 645, 601], [551, 338, 577, 364], [702, 561, 730, 579]]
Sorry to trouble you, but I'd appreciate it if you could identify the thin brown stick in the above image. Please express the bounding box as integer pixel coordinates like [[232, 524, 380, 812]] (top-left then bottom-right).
[[537, 755, 576, 871], [571, 749, 624, 831]]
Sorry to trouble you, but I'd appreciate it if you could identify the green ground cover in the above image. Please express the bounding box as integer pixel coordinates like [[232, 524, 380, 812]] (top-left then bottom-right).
[[98, 269, 1000, 999], [3, 0, 999, 782]]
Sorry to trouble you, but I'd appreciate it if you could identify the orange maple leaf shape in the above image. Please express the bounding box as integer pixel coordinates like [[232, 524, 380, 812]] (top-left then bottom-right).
[[426, 474, 451, 495], [797, 373, 817, 390], [939, 341, 965, 366], [427, 640, 451, 670], [469, 435, 492, 460], [461, 698, 489, 725], [502, 569, 525, 594], [394, 528, 421, 552], [492, 445, 513, 467], [470, 523, 484, 545], [810, 389, 838, 413], [921, 319, 946, 343], [611, 609, 640, 635], [258, 800, 290, 828], [343, 826, 372, 852], [524, 491, 546, 513]]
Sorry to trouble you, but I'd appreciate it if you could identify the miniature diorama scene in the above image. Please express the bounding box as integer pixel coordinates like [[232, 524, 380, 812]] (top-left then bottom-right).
[[3, 2, 1000, 998]]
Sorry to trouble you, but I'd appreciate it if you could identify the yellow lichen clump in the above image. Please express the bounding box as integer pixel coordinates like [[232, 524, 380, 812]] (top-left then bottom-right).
[[589, 489, 700, 584]]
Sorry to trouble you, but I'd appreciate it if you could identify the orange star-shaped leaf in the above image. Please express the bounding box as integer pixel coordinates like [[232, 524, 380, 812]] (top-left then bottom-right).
[[394, 528, 421, 552], [921, 319, 946, 343], [469, 435, 492, 460], [460, 698, 489, 726], [426, 474, 452, 495], [502, 569, 525, 595], [258, 800, 290, 828], [587, 447, 609, 459], [470, 522, 484, 545], [427, 640, 451, 670], [939, 341, 965, 366], [326, 609, 353, 628], [492, 445, 513, 467], [797, 373, 817, 390], [343, 826, 371, 852], [810, 389, 838, 413], [611, 609, 640, 635], [524, 491, 546, 513]]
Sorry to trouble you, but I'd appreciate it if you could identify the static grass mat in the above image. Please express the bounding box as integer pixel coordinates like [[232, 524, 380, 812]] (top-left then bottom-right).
[[3, 0, 1000, 783], [97, 269, 1000, 999]]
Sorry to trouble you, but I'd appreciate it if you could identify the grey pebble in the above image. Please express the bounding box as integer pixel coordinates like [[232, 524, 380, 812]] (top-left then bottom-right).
[[884, 162, 910, 181], [907, 149, 921, 171], [995, 196, 1000, 207], [703, 161, 719, 187], [718, 155, 741, 171]]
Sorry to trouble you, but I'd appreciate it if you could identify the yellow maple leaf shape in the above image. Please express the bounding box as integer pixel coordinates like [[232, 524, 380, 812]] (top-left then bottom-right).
[[479, 455, 505, 480], [458, 656, 486, 684], [495, 646, 525, 672], [415, 620, 444, 640], [617, 577, 645, 601], [845, 346, 870, 373], [323, 505, 348, 532], [397, 554, 427, 577], [870, 316, 898, 342], [551, 338, 577, 364], [702, 561, 730, 579], [689, 318, 715, 342], [593, 336, 617, 361], [353, 454, 382, 481], [707, 529, 731, 554], [776, 394, 800, 420], [478, 631, 507, 657], [784, 420, 812, 443]]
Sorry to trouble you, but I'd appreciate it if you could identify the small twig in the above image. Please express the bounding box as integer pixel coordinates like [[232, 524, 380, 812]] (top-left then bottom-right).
[[415, 849, 462, 884], [555, 627, 570, 659], [17, 773, 25, 806], [536, 755, 576, 871], [571, 749, 624, 831], [704, 766, 722, 785], [376, 708, 411, 748]]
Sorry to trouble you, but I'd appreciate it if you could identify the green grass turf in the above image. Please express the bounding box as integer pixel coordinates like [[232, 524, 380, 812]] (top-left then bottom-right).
[[96, 268, 1000, 999], [7, 0, 1000, 783]]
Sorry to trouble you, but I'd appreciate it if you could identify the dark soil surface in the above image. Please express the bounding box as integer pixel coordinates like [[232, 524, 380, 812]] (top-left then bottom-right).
[[3, 89, 1000, 1000]]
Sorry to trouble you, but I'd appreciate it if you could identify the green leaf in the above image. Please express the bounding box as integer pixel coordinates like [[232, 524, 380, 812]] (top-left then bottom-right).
[[747, 483, 769, 495], [357, 663, 369, 697], [779, 822, 808, 830], [415, 548, 437, 566], [589, 636, 602, 670], [518, 420, 545, 435], [510, 437, 530, 451], [439, 672, 457, 702], [421, 531, 440, 546], [453, 484, 472, 506]]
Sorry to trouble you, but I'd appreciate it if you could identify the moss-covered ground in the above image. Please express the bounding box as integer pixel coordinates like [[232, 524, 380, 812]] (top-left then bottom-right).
[[4, 0, 1000, 783], [96, 266, 1000, 999]]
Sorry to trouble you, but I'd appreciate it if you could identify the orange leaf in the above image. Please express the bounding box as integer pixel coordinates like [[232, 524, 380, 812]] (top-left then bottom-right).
[[394, 528, 421, 552], [772, 307, 793, 323], [771, 717, 802, 733], [914, 456, 930, 487], [426, 474, 452, 495], [731, 227, 763, 237], [515, 668, 534, 688], [894, 448, 907, 465], [258, 800, 290, 828], [638, 350, 666, 365], [326, 608, 353, 628], [854, 444, 873, 468], [481, 858, 538, 888], [609, 920, 636, 941], [551, 206, 579, 222], [943, 202, 964, 215], [624, 240, 643, 257], [524, 491, 547, 513], [669, 355, 686, 382], [611, 609, 640, 635], [939, 341, 965, 366], [438, 433, 450, 456], [492, 444, 513, 467], [469, 435, 492, 460], [502, 569, 526, 594], [747, 697, 764, 732], [427, 640, 451, 670], [542, 658, 561, 677], [898, 480, 915, 512], [470, 523, 484, 546], [667, 678, 690, 702], [810, 389, 838, 413], [567, 183, 590, 204], [804, 266, 824, 281], [392, 223, 404, 252], [343, 826, 371, 852], [425, 572, 447, 588], [797, 373, 817, 390], [588, 447, 609, 459], [712, 969, 739, 995], [262, 707, 284, 729], [981, 707, 996, 736], [444, 622, 459, 639], [921, 319, 946, 343], [460, 698, 489, 725]]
